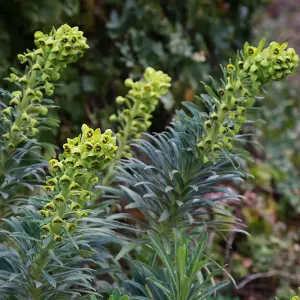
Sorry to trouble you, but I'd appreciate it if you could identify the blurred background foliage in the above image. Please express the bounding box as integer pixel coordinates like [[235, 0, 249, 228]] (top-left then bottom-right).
[[1, 0, 299, 299]]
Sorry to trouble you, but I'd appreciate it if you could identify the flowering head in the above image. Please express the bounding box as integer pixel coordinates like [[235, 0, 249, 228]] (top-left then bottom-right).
[[1, 24, 88, 149], [197, 39, 298, 162], [41, 124, 117, 241], [109, 68, 171, 158]]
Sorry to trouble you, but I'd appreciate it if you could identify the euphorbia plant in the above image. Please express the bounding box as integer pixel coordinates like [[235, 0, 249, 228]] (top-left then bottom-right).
[[103, 67, 171, 186], [0, 23, 298, 300], [2, 24, 88, 149], [0, 24, 89, 216], [40, 124, 117, 241], [101, 39, 298, 298], [106, 39, 298, 236], [197, 39, 298, 162]]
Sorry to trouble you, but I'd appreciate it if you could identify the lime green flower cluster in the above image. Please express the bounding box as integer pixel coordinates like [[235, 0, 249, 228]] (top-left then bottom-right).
[[1, 24, 88, 150], [39, 124, 117, 242], [109, 67, 171, 158], [240, 41, 298, 83], [197, 39, 299, 163]]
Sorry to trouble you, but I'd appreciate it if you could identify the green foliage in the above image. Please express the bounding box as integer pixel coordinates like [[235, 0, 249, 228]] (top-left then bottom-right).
[[197, 39, 298, 162], [40, 124, 117, 242], [117, 232, 229, 300], [102, 67, 171, 188], [209, 5, 300, 293], [0, 24, 88, 218], [2, 24, 88, 149], [145, 231, 229, 300], [0, 13, 298, 300], [99, 38, 298, 298], [0, 24, 107, 299], [110, 67, 171, 158], [0, 1, 79, 77], [107, 0, 268, 89], [106, 129, 245, 236], [116, 231, 229, 300], [104, 40, 298, 240], [108, 289, 130, 300], [0, 208, 125, 299]]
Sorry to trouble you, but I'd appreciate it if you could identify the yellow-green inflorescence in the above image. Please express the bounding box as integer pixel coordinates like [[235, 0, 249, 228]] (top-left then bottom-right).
[[39, 124, 117, 241], [1, 24, 88, 149], [109, 67, 171, 158], [197, 39, 299, 163]]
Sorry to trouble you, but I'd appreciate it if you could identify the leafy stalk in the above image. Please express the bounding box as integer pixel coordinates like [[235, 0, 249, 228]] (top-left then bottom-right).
[[0, 24, 89, 216], [196, 39, 299, 163], [39, 124, 117, 242], [102, 40, 299, 298], [121, 231, 228, 300], [105, 39, 299, 238], [1, 24, 88, 150], [102, 67, 171, 186], [0, 25, 299, 300]]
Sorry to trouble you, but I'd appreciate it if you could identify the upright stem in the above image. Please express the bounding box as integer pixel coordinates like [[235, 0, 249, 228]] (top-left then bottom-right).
[[10, 49, 51, 148], [28, 241, 54, 300], [101, 99, 140, 187]]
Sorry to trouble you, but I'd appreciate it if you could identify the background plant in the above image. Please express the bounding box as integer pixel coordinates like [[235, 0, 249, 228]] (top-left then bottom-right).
[[0, 24, 88, 218]]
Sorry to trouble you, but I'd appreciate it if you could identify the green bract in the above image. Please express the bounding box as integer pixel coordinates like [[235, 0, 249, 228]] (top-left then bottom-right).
[[0, 24, 89, 149], [196, 39, 299, 163], [110, 67, 171, 158], [101, 67, 172, 189], [40, 124, 117, 241]]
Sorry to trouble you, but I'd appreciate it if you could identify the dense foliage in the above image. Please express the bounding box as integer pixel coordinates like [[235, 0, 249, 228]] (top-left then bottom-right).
[[1, 1, 300, 299], [0, 18, 299, 300]]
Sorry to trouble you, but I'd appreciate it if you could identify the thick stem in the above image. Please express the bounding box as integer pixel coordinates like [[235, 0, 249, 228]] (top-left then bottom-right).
[[28, 241, 54, 300]]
